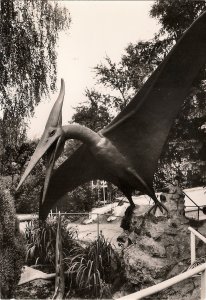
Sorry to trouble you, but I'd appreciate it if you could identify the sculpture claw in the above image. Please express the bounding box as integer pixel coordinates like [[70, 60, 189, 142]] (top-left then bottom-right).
[[147, 200, 168, 216]]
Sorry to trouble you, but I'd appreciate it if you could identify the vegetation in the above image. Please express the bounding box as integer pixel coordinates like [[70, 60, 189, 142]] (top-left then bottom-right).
[[0, 140, 46, 216], [24, 217, 123, 299], [25, 217, 78, 267], [56, 184, 96, 214], [150, 0, 206, 188], [13, 141, 45, 214], [14, 174, 44, 214], [0, 187, 25, 298], [65, 233, 122, 298], [2, 141, 38, 177], [72, 89, 112, 132], [0, 0, 71, 175], [0, 1, 71, 214]]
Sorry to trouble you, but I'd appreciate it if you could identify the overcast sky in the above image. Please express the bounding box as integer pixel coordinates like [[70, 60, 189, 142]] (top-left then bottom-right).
[[27, 1, 160, 139]]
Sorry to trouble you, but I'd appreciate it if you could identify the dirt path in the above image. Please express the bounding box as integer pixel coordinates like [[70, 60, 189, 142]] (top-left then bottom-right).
[[68, 221, 123, 248]]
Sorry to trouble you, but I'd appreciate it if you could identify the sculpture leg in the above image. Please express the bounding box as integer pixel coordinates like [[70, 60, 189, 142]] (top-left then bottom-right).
[[127, 195, 135, 207], [120, 185, 135, 207], [121, 200, 135, 230]]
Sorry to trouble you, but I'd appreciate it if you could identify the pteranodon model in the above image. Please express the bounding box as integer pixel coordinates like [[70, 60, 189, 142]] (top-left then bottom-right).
[[17, 12, 206, 220]]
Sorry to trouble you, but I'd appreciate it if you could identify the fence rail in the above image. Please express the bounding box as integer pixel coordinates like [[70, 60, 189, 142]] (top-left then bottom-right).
[[189, 227, 206, 265], [183, 190, 206, 220], [118, 263, 206, 300]]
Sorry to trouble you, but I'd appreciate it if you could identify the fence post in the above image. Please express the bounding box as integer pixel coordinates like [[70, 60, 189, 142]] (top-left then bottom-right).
[[97, 214, 99, 240], [191, 231, 196, 264], [201, 268, 206, 300]]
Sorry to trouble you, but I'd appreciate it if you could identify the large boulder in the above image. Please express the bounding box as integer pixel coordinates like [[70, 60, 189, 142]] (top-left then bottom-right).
[[118, 186, 206, 299]]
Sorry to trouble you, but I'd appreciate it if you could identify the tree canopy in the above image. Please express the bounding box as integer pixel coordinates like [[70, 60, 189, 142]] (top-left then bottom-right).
[[151, 0, 206, 39], [0, 0, 71, 175], [72, 89, 112, 132], [0, 0, 70, 118]]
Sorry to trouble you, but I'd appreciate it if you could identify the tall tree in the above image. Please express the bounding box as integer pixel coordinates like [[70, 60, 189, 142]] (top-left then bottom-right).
[[151, 0, 206, 39], [72, 89, 112, 131], [150, 0, 206, 187], [0, 0, 71, 174]]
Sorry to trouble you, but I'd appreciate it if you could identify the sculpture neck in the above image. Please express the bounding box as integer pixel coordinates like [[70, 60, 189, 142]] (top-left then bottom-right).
[[62, 124, 101, 146]]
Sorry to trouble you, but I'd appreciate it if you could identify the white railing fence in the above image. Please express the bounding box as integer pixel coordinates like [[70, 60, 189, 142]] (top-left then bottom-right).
[[118, 227, 206, 300], [189, 226, 206, 265]]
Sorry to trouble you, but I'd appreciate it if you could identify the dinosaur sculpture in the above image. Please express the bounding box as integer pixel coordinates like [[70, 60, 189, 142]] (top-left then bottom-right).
[[17, 11, 206, 220]]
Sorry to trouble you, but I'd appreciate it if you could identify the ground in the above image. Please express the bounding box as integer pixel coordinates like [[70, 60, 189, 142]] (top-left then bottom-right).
[[70, 221, 123, 248]]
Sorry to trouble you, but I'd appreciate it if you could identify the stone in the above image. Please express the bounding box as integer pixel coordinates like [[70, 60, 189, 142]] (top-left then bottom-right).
[[138, 236, 166, 258], [124, 245, 169, 286], [118, 187, 206, 299]]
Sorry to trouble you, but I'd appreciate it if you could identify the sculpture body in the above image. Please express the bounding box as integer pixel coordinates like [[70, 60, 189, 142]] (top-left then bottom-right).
[[17, 11, 206, 220]]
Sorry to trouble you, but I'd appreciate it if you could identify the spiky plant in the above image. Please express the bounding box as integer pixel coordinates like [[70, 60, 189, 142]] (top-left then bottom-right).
[[25, 217, 78, 267], [65, 233, 121, 298]]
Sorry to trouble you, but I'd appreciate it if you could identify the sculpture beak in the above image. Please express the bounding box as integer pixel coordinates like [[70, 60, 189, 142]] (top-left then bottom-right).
[[16, 79, 65, 199]]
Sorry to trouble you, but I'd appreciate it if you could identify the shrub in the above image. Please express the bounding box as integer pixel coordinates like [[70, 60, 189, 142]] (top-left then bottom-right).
[[14, 172, 44, 214], [56, 184, 96, 213], [0, 187, 25, 298]]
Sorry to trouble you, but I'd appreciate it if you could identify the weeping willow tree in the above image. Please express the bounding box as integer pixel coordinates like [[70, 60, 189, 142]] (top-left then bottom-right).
[[0, 0, 71, 174], [0, 1, 70, 297]]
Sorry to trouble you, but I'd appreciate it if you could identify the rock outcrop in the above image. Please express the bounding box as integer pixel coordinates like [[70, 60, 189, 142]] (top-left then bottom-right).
[[118, 185, 206, 299]]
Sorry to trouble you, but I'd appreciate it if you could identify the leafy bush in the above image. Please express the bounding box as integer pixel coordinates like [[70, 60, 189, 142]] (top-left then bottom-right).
[[56, 184, 96, 213], [14, 164, 45, 214], [0, 187, 25, 298], [65, 233, 122, 298], [0, 175, 42, 214]]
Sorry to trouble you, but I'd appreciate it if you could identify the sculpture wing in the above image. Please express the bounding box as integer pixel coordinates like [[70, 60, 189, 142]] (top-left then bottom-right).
[[102, 11, 206, 187], [41, 12, 206, 219]]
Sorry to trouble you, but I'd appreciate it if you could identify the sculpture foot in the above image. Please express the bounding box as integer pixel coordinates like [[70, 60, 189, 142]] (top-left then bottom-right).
[[147, 200, 168, 216]]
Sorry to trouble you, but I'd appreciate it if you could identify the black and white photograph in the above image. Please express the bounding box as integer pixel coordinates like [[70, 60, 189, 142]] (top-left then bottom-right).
[[1, 1, 206, 299]]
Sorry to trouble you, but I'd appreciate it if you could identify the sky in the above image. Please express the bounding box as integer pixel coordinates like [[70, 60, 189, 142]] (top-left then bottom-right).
[[27, 1, 160, 139]]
